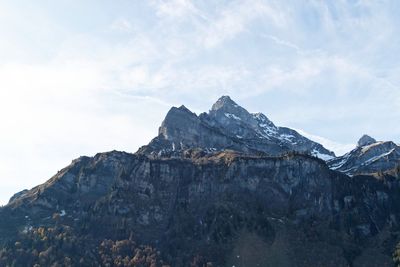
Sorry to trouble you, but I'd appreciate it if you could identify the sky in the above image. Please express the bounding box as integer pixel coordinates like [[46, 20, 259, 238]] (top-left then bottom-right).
[[0, 0, 400, 205]]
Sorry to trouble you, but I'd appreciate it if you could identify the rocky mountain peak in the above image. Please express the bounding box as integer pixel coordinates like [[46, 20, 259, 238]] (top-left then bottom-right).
[[211, 95, 238, 111], [328, 135, 400, 176], [177, 104, 191, 112], [209, 95, 251, 124], [209, 96, 250, 121], [158, 105, 197, 139], [139, 96, 335, 159], [357, 134, 377, 147], [209, 97, 275, 127], [4, 96, 400, 266]]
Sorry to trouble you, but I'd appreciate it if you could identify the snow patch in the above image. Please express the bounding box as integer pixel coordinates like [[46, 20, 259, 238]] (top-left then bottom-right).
[[363, 148, 395, 165], [279, 134, 295, 142], [361, 141, 385, 154], [330, 152, 351, 170], [294, 128, 354, 156], [258, 123, 278, 138], [311, 149, 334, 161], [224, 113, 241, 121]]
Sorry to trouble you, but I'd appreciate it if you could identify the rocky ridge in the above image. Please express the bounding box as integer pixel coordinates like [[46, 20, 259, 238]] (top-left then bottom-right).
[[1, 97, 400, 267], [328, 135, 400, 176], [3, 150, 400, 266], [139, 96, 335, 160]]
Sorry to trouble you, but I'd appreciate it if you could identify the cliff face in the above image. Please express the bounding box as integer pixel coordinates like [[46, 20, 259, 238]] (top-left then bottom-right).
[[3, 150, 400, 266], [1, 97, 399, 266]]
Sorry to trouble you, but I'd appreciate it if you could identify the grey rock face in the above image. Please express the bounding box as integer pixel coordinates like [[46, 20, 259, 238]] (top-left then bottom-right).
[[3, 150, 400, 266], [328, 136, 400, 176], [358, 135, 377, 147], [2, 96, 400, 266], [8, 152, 334, 222], [139, 96, 335, 160], [8, 189, 29, 203]]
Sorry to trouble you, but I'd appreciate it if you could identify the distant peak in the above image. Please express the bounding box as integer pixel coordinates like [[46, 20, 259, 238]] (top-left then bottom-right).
[[357, 135, 377, 147], [211, 95, 239, 111], [158, 105, 197, 137], [162, 105, 196, 126], [219, 95, 233, 101], [178, 105, 191, 112], [165, 105, 194, 116]]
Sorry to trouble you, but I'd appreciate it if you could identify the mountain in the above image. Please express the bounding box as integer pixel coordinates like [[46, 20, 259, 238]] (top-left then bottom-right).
[[139, 96, 335, 160], [328, 134, 400, 176], [2, 150, 400, 266], [1, 97, 400, 267]]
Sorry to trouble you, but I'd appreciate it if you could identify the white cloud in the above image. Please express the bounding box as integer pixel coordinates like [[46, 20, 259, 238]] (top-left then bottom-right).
[[110, 18, 133, 32], [0, 59, 170, 204], [295, 129, 355, 156], [150, 0, 196, 18], [262, 34, 301, 52], [200, 1, 287, 48]]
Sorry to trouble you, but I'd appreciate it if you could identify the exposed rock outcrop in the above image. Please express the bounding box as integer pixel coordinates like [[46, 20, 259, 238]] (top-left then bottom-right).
[[328, 135, 400, 176], [139, 96, 335, 160], [3, 149, 400, 266], [1, 96, 399, 266], [358, 135, 377, 147]]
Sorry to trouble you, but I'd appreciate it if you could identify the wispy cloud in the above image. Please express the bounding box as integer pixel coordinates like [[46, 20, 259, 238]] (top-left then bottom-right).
[[199, 1, 287, 48], [295, 129, 355, 156], [109, 18, 133, 32], [150, 0, 197, 18], [261, 34, 301, 52]]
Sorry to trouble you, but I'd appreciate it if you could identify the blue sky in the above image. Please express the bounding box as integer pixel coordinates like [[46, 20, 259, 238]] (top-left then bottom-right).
[[0, 0, 400, 204]]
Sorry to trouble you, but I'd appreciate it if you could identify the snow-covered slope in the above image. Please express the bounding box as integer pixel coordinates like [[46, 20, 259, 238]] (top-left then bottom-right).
[[328, 135, 400, 176]]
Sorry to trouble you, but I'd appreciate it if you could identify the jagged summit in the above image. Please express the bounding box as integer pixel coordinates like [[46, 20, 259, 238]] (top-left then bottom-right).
[[2, 96, 400, 266], [211, 95, 238, 111], [209, 96, 271, 132], [178, 104, 191, 112], [139, 96, 335, 159], [357, 134, 377, 147], [328, 135, 400, 176], [209, 96, 253, 126]]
